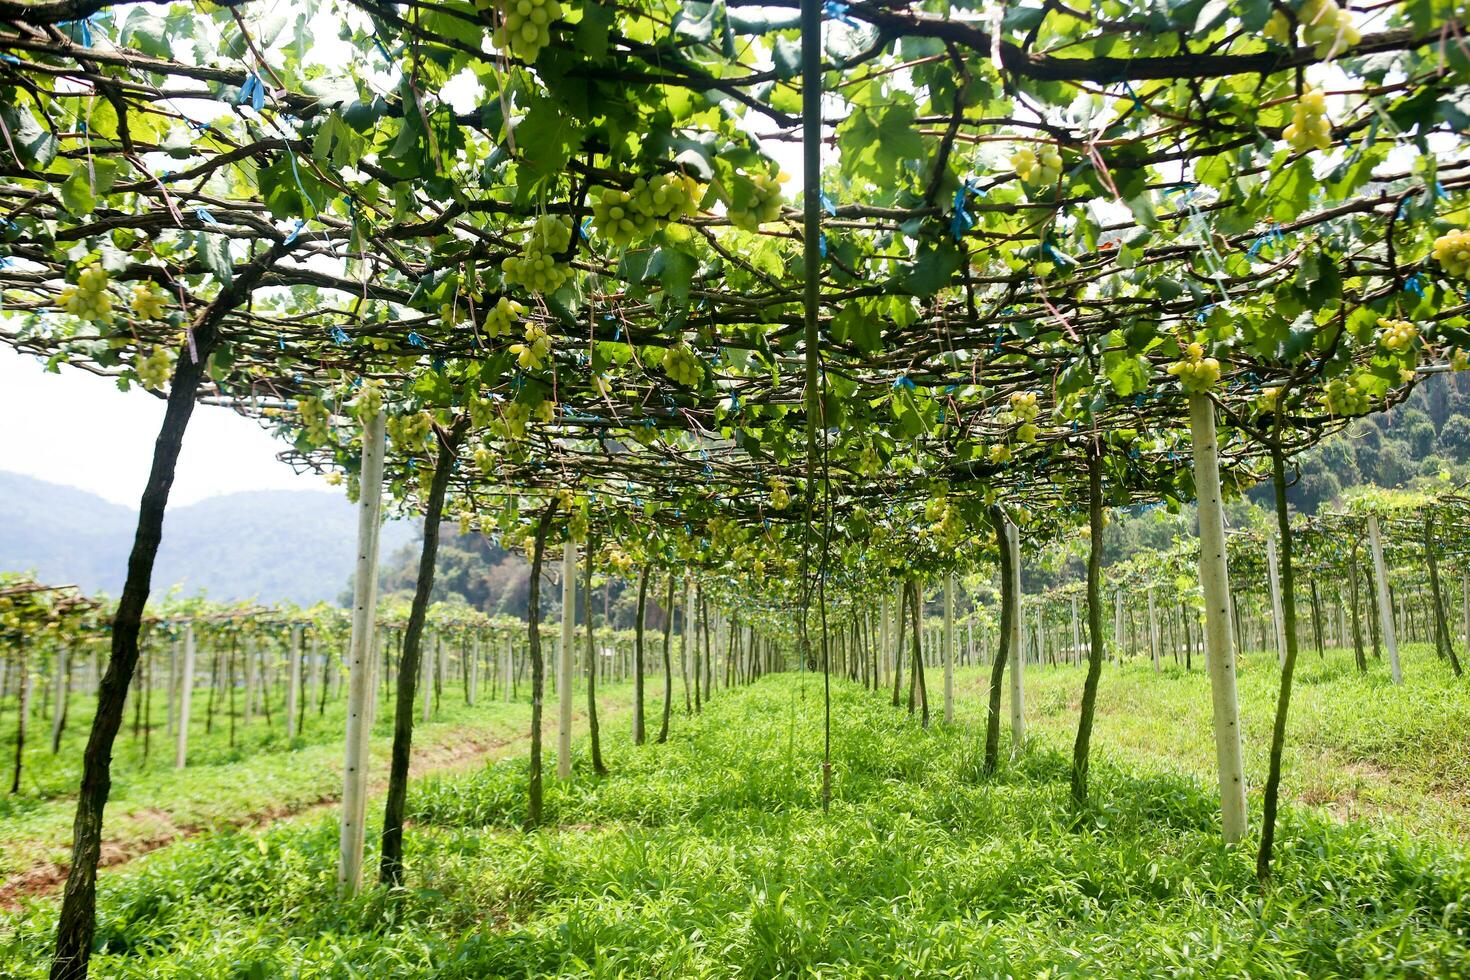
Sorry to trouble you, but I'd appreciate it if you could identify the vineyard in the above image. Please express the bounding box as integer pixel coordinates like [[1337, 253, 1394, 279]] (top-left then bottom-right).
[[2, 0, 1470, 976]]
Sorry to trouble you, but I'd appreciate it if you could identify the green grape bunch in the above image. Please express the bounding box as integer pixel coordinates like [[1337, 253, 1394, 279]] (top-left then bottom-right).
[[1377, 317, 1418, 353], [1264, 0, 1360, 59], [483, 296, 525, 338], [1284, 89, 1332, 153], [726, 171, 788, 231], [1323, 376, 1370, 416], [1167, 342, 1222, 392], [1433, 229, 1470, 279], [59, 264, 114, 323], [483, 0, 563, 63], [297, 395, 334, 448], [662, 342, 704, 387], [768, 478, 791, 511], [129, 282, 168, 321], [502, 215, 574, 294], [386, 411, 435, 454], [509, 320, 552, 371], [353, 382, 383, 424], [592, 172, 704, 246], [135, 347, 174, 391], [1008, 391, 1040, 422], [1010, 144, 1063, 185], [474, 445, 496, 478], [591, 186, 655, 247]]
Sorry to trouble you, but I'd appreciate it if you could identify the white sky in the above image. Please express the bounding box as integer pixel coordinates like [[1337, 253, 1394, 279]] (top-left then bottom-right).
[[0, 345, 334, 506]]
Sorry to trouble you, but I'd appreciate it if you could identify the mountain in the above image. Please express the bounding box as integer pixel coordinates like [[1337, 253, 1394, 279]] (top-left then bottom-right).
[[0, 472, 413, 605]]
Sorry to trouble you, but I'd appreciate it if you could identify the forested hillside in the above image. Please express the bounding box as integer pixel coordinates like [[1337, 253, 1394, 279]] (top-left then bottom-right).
[[0, 472, 412, 604]]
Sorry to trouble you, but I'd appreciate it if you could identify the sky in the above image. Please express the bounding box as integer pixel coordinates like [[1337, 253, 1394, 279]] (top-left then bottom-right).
[[0, 345, 334, 507]]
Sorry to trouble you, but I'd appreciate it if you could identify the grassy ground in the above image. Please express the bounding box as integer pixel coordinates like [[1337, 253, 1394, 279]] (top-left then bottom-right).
[[0, 676, 638, 887], [972, 641, 1470, 840], [2, 644, 1466, 978]]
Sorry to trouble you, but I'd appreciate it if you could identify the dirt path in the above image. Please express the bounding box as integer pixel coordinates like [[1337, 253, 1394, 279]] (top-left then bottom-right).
[[0, 698, 629, 911]]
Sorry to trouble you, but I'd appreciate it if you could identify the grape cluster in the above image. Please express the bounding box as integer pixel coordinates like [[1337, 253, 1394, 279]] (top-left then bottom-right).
[[502, 399, 554, 439], [768, 478, 791, 511], [988, 443, 1012, 464], [662, 342, 703, 387], [1257, 386, 1283, 415], [353, 383, 383, 424], [1008, 391, 1040, 422], [510, 320, 552, 371], [1284, 89, 1332, 153], [469, 394, 496, 429], [129, 282, 167, 320], [1433, 229, 1470, 279], [1265, 0, 1360, 59], [1016, 422, 1039, 444], [503, 401, 531, 439], [298, 396, 333, 448], [387, 411, 434, 454], [1323, 376, 1370, 416], [502, 216, 573, 294], [438, 301, 465, 326], [135, 347, 174, 390], [483, 296, 525, 338], [567, 507, 588, 543], [474, 446, 496, 478], [606, 548, 635, 576], [486, 0, 563, 63], [1377, 317, 1418, 352], [1010, 145, 1063, 185], [592, 173, 703, 246], [726, 172, 787, 231], [59, 264, 113, 322], [1166, 342, 1222, 392]]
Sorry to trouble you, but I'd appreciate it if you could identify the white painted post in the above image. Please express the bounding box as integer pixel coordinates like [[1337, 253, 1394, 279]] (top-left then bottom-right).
[[1461, 568, 1469, 662], [503, 634, 513, 702], [1366, 514, 1403, 685], [421, 630, 433, 723], [1188, 391, 1248, 844], [175, 623, 195, 769], [1071, 596, 1081, 665], [683, 577, 696, 706], [1114, 590, 1124, 662], [50, 642, 69, 751], [467, 633, 478, 707], [338, 406, 385, 898], [1266, 533, 1287, 667], [244, 638, 258, 727], [1006, 519, 1025, 754], [165, 635, 177, 737], [1147, 587, 1161, 672], [307, 629, 322, 720], [558, 541, 577, 781], [878, 593, 889, 687], [286, 625, 302, 740], [943, 574, 955, 724]]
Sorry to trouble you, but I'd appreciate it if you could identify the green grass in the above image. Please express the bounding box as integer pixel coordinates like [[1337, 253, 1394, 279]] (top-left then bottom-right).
[[0, 677, 637, 881], [990, 642, 1470, 840], [2, 647, 1467, 979]]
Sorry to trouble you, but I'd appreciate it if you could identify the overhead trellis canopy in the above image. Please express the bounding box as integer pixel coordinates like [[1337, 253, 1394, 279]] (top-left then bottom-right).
[[6, 6, 1470, 975], [0, 0, 1467, 575]]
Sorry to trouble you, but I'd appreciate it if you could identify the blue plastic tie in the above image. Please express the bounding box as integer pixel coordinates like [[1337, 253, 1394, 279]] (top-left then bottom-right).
[[408, 331, 426, 347], [1404, 273, 1424, 298], [331, 326, 350, 344], [194, 207, 220, 226]]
